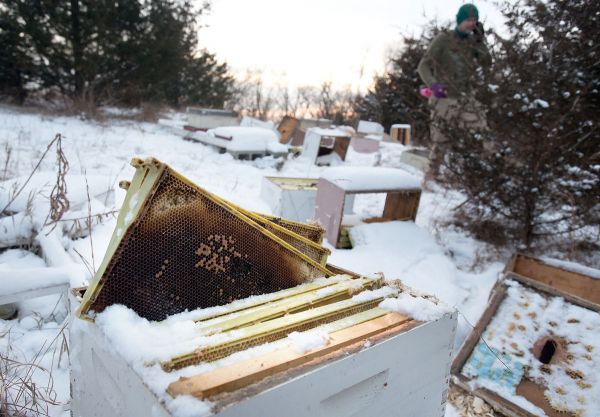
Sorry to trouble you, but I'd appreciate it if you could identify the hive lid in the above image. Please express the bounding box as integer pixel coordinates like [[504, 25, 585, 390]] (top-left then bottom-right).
[[77, 157, 331, 321]]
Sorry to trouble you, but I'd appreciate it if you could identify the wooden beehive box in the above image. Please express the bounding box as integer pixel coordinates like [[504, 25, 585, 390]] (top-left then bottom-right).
[[452, 255, 600, 417]]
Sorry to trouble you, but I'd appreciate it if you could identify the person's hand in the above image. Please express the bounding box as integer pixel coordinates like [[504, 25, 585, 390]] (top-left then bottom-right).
[[473, 22, 485, 42], [431, 83, 447, 98]]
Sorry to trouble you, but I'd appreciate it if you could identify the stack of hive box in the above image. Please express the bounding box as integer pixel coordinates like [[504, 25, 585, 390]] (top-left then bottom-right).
[[72, 157, 457, 417]]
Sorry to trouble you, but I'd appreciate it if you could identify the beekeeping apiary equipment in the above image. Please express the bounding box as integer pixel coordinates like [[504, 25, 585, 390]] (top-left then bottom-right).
[[76, 157, 331, 321], [72, 276, 458, 417], [71, 157, 456, 417], [301, 127, 352, 166], [260, 176, 355, 223], [314, 167, 422, 248], [186, 108, 239, 130], [452, 255, 600, 417], [349, 136, 381, 153], [391, 124, 411, 145]]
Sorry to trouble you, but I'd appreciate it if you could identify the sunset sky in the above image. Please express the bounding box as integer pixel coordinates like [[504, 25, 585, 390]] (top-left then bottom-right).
[[198, 0, 508, 91]]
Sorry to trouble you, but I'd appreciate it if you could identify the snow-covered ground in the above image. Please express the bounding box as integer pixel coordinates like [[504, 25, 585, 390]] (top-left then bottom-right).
[[0, 104, 588, 416]]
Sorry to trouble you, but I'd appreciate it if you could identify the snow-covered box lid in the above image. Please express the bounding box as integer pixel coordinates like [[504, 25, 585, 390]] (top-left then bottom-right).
[[320, 167, 421, 191], [307, 127, 351, 138], [357, 121, 384, 134]]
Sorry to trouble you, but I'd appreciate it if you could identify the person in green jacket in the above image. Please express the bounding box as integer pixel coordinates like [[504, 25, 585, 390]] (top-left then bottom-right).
[[418, 3, 492, 165]]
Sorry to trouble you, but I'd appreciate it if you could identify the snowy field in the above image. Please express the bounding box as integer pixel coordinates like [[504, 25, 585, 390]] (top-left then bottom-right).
[[0, 104, 590, 416]]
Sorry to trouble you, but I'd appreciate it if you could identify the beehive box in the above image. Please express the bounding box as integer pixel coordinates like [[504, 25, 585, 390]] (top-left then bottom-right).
[[71, 275, 458, 417], [186, 108, 239, 130], [391, 124, 411, 145], [260, 176, 355, 223], [452, 261, 600, 417], [301, 128, 352, 166], [314, 167, 422, 248], [71, 157, 457, 417]]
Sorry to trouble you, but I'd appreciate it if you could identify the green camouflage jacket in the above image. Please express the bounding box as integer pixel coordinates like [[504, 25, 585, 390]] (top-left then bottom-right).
[[418, 30, 492, 98]]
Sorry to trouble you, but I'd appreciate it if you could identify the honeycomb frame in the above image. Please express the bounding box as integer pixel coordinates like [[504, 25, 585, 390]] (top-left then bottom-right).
[[77, 157, 332, 321]]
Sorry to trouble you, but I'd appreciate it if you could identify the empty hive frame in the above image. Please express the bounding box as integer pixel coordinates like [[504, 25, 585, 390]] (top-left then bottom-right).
[[452, 255, 600, 417], [77, 157, 332, 321]]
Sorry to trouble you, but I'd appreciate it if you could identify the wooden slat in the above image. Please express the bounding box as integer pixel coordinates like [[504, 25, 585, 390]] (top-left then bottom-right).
[[162, 298, 387, 371], [167, 312, 411, 399], [510, 254, 600, 305]]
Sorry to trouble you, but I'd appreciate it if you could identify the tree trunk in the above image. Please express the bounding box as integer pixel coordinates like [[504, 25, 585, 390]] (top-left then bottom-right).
[[70, 0, 83, 96]]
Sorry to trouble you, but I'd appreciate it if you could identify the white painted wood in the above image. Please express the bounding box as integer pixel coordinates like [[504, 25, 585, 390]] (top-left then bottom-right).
[[0, 283, 70, 305], [71, 312, 457, 417], [260, 177, 355, 223]]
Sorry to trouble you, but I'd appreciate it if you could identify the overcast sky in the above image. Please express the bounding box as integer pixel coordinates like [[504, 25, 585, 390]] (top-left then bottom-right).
[[198, 0, 509, 92]]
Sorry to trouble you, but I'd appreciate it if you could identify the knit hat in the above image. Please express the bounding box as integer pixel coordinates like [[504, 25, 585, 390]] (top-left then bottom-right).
[[456, 3, 479, 25]]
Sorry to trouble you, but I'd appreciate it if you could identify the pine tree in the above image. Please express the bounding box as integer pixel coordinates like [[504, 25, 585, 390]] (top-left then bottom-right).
[[0, 0, 233, 107], [434, 0, 600, 251]]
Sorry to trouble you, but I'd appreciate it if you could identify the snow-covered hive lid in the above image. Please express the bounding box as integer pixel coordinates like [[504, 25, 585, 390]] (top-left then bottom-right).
[[320, 167, 421, 191], [307, 127, 351, 138], [208, 126, 280, 152], [357, 120, 384, 135]]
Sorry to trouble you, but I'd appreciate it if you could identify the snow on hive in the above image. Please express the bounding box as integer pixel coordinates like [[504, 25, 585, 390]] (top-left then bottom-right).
[[320, 167, 421, 191], [308, 127, 351, 137], [460, 279, 600, 417]]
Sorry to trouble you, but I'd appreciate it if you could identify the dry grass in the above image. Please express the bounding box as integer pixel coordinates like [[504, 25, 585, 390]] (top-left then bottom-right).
[[0, 321, 68, 417], [448, 384, 505, 417]]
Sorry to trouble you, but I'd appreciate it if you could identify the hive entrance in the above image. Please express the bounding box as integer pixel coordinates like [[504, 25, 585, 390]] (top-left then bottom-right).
[[532, 336, 566, 366], [538, 339, 557, 364]]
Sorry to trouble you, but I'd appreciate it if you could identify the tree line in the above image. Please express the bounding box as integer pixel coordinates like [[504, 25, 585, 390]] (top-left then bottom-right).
[[0, 0, 597, 253], [0, 0, 233, 107]]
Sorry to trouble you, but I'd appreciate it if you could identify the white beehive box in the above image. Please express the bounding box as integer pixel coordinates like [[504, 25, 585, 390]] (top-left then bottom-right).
[[71, 307, 457, 417], [261, 176, 355, 223], [302, 127, 352, 166], [186, 108, 239, 130]]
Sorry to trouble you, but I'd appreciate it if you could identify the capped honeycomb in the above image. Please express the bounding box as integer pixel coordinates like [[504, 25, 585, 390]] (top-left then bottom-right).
[[77, 158, 331, 321]]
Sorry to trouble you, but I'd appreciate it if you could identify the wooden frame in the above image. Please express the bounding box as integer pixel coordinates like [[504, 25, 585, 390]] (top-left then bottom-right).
[[451, 272, 600, 417], [167, 312, 414, 399], [505, 253, 600, 306]]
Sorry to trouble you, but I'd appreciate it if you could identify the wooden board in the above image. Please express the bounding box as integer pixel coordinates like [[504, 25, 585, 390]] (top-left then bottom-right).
[[168, 312, 411, 399], [277, 116, 299, 144], [508, 253, 600, 305], [451, 273, 598, 417], [382, 190, 421, 221]]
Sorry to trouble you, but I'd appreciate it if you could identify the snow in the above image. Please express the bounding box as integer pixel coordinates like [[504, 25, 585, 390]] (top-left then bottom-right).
[[309, 127, 351, 137], [190, 126, 283, 153], [287, 328, 330, 353], [462, 280, 600, 417], [0, 173, 114, 214], [539, 256, 600, 279], [0, 265, 70, 296], [0, 211, 33, 246], [379, 292, 453, 322], [0, 105, 597, 417], [240, 116, 276, 131], [320, 166, 421, 191], [357, 120, 384, 134]]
